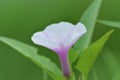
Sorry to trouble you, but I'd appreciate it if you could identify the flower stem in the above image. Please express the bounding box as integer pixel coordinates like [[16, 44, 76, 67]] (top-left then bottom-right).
[[58, 53, 70, 78], [43, 70, 48, 80]]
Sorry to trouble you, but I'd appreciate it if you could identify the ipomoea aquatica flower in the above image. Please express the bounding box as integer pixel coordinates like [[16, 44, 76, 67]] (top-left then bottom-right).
[[31, 22, 87, 77]]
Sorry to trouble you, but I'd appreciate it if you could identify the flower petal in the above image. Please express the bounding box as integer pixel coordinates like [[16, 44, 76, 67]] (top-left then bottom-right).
[[63, 23, 87, 48], [32, 22, 86, 53], [43, 22, 74, 40], [31, 32, 59, 51]]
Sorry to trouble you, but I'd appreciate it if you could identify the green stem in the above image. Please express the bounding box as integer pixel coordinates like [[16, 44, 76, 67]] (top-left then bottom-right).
[[43, 71, 48, 80], [81, 74, 87, 80], [1, 75, 3, 80], [83, 74, 86, 80]]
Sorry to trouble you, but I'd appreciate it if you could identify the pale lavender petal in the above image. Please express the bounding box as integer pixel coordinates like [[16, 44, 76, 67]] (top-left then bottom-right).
[[43, 22, 74, 39], [31, 32, 60, 51], [63, 23, 87, 48]]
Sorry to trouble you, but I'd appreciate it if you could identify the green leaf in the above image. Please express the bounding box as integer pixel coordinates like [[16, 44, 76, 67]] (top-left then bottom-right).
[[0, 37, 64, 80], [89, 47, 120, 80], [0, 75, 3, 80], [68, 48, 79, 63], [76, 29, 114, 80], [69, 73, 76, 80], [90, 66, 98, 80], [74, 0, 102, 53], [113, 71, 120, 80], [102, 47, 120, 75], [98, 20, 120, 28]]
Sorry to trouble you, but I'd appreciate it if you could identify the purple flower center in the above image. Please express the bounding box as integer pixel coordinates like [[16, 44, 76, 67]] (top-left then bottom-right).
[[55, 44, 70, 77]]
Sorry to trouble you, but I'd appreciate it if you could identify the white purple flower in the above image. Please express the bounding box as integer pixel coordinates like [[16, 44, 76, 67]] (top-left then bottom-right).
[[31, 22, 86, 77]]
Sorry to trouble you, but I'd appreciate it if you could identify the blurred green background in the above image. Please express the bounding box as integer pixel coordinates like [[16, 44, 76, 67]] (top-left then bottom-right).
[[0, 0, 120, 80]]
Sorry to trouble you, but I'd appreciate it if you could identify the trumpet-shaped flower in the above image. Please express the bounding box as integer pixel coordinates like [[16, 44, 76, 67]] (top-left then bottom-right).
[[31, 22, 86, 77]]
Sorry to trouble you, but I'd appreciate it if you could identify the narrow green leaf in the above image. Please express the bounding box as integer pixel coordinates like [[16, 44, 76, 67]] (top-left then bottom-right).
[[70, 73, 76, 80], [76, 29, 114, 80], [113, 71, 120, 80], [91, 47, 119, 80], [102, 47, 119, 75], [0, 74, 3, 80], [0, 37, 64, 80], [68, 48, 79, 63], [74, 0, 102, 53], [91, 66, 98, 80], [98, 20, 120, 28]]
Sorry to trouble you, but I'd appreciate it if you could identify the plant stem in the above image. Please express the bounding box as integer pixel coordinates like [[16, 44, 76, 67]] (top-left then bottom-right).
[[43, 71, 48, 80], [58, 53, 70, 77], [1, 74, 3, 80]]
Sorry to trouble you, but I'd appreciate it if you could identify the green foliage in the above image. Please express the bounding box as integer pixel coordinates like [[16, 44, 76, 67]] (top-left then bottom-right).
[[76, 29, 114, 80], [0, 0, 120, 80], [113, 71, 120, 80], [0, 75, 3, 80], [90, 47, 120, 80], [102, 48, 119, 75], [0, 37, 64, 80], [74, 0, 102, 53], [98, 20, 120, 28], [68, 48, 79, 63], [69, 73, 76, 80]]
